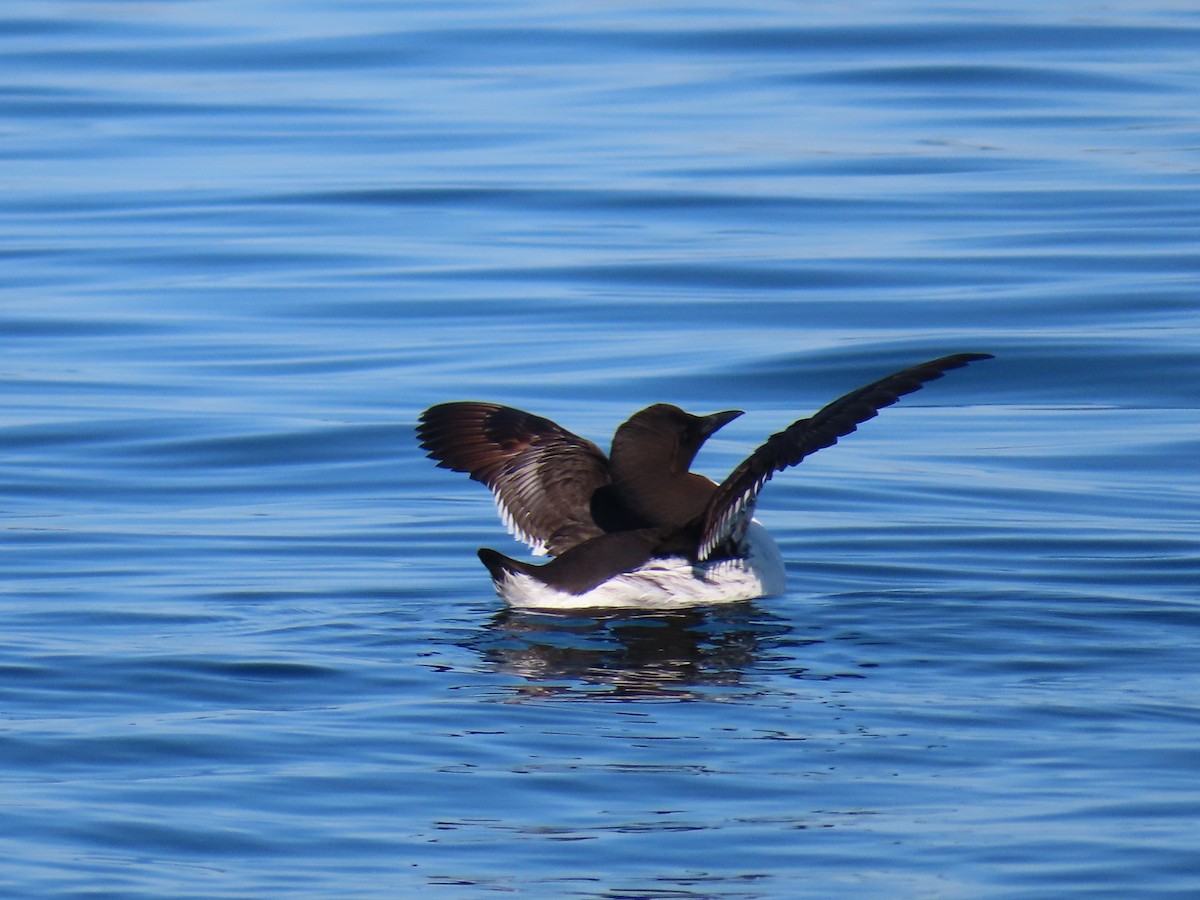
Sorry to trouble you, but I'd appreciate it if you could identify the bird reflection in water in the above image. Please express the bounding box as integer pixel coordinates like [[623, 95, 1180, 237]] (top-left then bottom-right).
[[465, 601, 804, 700]]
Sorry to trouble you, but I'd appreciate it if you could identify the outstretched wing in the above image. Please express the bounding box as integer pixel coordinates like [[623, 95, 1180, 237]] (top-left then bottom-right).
[[417, 402, 613, 556], [697, 353, 993, 559]]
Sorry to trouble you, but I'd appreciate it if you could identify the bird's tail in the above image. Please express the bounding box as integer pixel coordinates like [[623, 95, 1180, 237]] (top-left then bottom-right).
[[477, 547, 531, 583]]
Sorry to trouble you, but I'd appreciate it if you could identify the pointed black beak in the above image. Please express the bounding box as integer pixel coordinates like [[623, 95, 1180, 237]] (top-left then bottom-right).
[[700, 409, 744, 437]]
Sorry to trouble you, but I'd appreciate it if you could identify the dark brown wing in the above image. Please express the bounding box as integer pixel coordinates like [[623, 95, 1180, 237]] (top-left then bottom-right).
[[697, 353, 993, 559], [417, 402, 613, 556]]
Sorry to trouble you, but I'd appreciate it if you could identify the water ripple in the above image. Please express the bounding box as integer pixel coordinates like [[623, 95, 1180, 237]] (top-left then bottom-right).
[[2, 1, 1198, 897]]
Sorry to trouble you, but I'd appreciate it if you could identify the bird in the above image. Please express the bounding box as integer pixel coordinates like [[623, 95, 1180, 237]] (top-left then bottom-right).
[[417, 353, 991, 610]]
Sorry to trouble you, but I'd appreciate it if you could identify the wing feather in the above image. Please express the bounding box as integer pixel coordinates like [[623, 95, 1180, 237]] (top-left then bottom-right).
[[697, 353, 993, 559], [417, 403, 612, 556]]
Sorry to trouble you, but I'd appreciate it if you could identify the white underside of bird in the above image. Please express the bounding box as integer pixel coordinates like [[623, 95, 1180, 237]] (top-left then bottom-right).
[[491, 520, 785, 610]]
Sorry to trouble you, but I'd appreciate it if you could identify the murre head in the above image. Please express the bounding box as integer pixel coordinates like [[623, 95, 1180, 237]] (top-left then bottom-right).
[[612, 404, 743, 474], [609, 404, 743, 527]]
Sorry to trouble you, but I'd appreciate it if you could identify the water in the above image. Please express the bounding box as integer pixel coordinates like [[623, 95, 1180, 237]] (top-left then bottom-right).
[[2, 0, 1198, 896]]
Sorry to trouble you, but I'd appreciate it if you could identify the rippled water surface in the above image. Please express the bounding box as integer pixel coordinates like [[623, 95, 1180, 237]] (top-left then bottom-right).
[[3, 1, 1199, 897]]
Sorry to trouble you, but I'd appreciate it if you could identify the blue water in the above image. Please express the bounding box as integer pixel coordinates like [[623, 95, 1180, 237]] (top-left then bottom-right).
[[3, 1, 1199, 896]]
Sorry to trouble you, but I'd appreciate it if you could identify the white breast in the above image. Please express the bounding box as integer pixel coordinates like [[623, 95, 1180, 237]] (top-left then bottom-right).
[[493, 521, 786, 611]]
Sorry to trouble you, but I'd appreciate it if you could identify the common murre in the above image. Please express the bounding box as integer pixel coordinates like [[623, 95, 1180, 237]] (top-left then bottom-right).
[[417, 353, 991, 610]]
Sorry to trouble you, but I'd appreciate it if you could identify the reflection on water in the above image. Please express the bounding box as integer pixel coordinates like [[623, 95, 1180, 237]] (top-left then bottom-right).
[[466, 603, 806, 700]]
